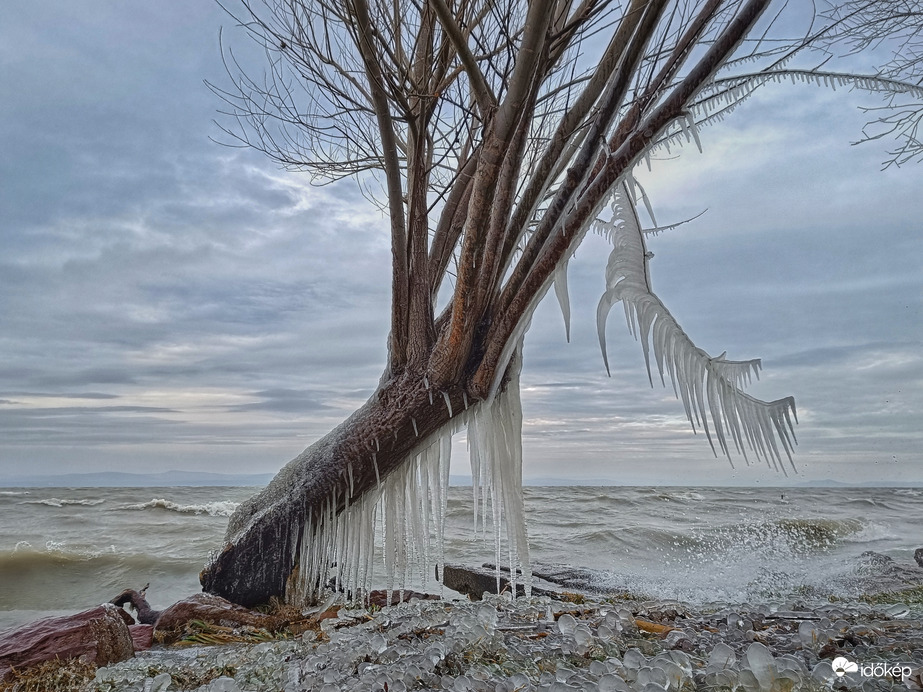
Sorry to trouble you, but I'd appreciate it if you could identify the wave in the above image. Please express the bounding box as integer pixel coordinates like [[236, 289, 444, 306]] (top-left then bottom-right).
[[22, 497, 105, 507], [0, 543, 202, 611], [117, 498, 239, 517], [770, 517, 865, 547], [841, 521, 899, 544], [655, 490, 705, 502], [11, 540, 115, 561], [2, 542, 201, 577], [894, 488, 922, 497], [0, 490, 30, 496]]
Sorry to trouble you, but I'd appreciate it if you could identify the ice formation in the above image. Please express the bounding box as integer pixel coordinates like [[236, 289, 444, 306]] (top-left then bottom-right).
[[596, 182, 797, 470], [291, 351, 531, 605], [553, 259, 571, 342]]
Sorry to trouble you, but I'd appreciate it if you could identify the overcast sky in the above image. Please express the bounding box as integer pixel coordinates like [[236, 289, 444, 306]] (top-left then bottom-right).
[[1, 2, 920, 486]]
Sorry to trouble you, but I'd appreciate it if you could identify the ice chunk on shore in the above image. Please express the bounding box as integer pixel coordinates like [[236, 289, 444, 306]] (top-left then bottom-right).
[[707, 642, 736, 672], [743, 642, 777, 691]]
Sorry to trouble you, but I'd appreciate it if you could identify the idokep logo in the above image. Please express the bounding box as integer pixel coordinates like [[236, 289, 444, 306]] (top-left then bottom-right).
[[831, 656, 913, 681], [831, 657, 858, 677]]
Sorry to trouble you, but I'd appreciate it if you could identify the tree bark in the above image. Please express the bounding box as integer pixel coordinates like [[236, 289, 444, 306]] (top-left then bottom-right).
[[201, 371, 468, 607]]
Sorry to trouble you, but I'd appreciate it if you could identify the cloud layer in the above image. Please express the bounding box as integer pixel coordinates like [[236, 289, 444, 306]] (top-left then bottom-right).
[[1, 2, 920, 485]]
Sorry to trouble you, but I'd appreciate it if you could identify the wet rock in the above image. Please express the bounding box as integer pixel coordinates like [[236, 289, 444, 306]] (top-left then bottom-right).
[[153, 592, 276, 642], [528, 562, 620, 593], [442, 564, 510, 600], [915, 547, 923, 569], [858, 551, 895, 568], [852, 551, 923, 599], [0, 603, 134, 680], [441, 563, 558, 600], [367, 589, 440, 607], [129, 624, 154, 652]]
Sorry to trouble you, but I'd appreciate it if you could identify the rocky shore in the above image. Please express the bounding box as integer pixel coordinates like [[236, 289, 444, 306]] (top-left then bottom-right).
[[88, 591, 922, 692], [3, 553, 923, 691]]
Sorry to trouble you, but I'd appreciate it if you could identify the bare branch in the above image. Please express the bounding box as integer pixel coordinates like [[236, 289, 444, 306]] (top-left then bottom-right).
[[429, 0, 498, 115]]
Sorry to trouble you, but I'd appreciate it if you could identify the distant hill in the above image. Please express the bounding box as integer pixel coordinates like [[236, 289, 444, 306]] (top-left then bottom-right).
[[0, 470, 274, 488]]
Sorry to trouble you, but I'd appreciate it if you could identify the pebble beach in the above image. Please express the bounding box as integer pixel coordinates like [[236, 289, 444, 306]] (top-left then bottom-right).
[[88, 588, 923, 692]]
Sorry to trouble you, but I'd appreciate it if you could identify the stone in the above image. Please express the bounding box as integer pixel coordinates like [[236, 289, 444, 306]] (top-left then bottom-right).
[[440, 564, 558, 600], [0, 603, 134, 680], [367, 589, 440, 607], [915, 547, 923, 569], [441, 564, 515, 600], [153, 592, 275, 642], [858, 551, 894, 568], [129, 624, 154, 652]]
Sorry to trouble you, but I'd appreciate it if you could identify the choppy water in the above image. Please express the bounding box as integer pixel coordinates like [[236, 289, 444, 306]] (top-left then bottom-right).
[[1, 485, 920, 632]]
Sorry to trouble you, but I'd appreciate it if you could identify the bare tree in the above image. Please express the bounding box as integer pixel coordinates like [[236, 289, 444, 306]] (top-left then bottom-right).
[[200, 0, 923, 607]]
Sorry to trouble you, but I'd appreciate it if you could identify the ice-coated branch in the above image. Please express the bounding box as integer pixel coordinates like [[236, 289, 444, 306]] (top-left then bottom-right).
[[596, 183, 797, 470]]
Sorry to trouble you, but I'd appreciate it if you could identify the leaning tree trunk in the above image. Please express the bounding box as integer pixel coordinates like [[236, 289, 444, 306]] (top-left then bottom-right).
[[200, 371, 468, 607], [199, 0, 782, 609]]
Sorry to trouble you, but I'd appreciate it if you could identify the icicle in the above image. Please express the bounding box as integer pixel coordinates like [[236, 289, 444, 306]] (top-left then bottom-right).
[[465, 346, 532, 599], [442, 390, 453, 418], [347, 461, 354, 497], [372, 453, 380, 489], [412, 418, 419, 437], [685, 111, 703, 154], [463, 392, 469, 410], [633, 177, 657, 228], [423, 375, 429, 389], [374, 437, 379, 452], [678, 115, 691, 143], [625, 170, 638, 204], [553, 259, 572, 342]]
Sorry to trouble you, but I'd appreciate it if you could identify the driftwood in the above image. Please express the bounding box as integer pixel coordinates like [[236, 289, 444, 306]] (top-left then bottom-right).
[[109, 584, 161, 625], [0, 604, 134, 681]]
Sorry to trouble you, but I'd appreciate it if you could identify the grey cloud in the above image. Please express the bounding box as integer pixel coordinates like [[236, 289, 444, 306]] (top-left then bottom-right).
[[226, 388, 335, 414], [3, 393, 122, 401], [0, 3, 920, 484]]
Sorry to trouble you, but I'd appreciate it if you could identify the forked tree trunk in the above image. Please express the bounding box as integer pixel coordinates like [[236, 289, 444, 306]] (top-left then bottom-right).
[[200, 372, 468, 607], [199, 0, 800, 609]]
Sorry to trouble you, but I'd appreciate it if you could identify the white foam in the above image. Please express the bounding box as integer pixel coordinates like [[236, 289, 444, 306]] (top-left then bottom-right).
[[120, 498, 239, 517], [23, 497, 105, 507]]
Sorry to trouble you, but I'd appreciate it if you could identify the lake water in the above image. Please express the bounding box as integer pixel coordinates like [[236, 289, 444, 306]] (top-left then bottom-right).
[[1, 485, 919, 632]]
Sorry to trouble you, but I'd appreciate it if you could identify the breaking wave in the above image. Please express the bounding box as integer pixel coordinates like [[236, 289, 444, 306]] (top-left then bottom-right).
[[22, 497, 105, 507], [10, 540, 115, 561], [0, 542, 201, 611], [118, 498, 239, 517]]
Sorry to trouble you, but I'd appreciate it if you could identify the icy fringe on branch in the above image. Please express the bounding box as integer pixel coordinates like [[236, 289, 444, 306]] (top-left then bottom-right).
[[596, 182, 797, 472], [642, 68, 923, 162], [290, 353, 531, 606]]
